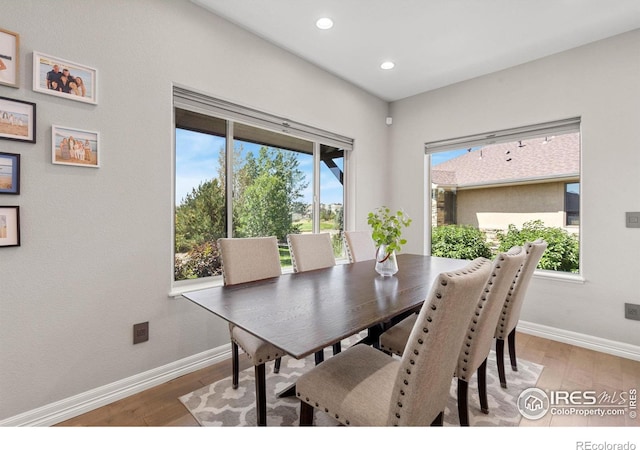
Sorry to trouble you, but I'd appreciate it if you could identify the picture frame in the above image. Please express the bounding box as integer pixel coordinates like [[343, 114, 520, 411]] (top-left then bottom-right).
[[0, 205, 20, 247], [0, 152, 20, 194], [0, 96, 36, 143], [0, 28, 19, 88], [52, 125, 100, 168], [33, 52, 97, 104]]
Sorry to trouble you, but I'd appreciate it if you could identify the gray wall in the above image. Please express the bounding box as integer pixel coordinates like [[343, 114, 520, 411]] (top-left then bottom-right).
[[389, 29, 640, 346], [2, 0, 638, 423], [0, 0, 389, 420]]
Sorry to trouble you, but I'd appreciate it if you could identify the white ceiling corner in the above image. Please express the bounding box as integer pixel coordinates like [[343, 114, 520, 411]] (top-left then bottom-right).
[[192, 0, 640, 102]]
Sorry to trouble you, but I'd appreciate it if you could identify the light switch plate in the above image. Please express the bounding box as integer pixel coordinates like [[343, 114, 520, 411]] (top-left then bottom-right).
[[626, 212, 640, 228]]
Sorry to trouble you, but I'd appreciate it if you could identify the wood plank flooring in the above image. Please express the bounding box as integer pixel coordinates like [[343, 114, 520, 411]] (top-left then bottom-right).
[[56, 332, 640, 427]]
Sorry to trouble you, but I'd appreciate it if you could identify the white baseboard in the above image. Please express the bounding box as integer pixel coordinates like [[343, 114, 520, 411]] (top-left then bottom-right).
[[517, 320, 640, 362], [3, 322, 639, 427], [0, 344, 231, 427]]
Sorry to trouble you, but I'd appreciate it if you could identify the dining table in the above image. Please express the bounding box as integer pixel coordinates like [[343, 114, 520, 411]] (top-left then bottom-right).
[[182, 254, 469, 364]]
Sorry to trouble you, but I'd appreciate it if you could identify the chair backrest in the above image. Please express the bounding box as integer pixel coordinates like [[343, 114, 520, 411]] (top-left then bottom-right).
[[217, 237, 282, 286], [386, 257, 493, 426], [343, 230, 376, 263], [287, 233, 336, 273], [495, 239, 548, 340], [456, 246, 526, 381]]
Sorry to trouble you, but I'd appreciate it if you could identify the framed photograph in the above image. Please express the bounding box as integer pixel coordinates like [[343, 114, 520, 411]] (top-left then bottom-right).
[[0, 96, 36, 143], [0, 28, 19, 88], [0, 206, 20, 247], [33, 52, 97, 104], [52, 125, 100, 168], [0, 152, 20, 194]]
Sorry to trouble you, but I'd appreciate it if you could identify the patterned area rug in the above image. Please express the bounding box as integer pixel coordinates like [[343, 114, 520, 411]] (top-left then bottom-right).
[[179, 334, 543, 427]]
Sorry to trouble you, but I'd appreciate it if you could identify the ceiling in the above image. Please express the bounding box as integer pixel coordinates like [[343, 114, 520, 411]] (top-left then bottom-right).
[[192, 0, 640, 102]]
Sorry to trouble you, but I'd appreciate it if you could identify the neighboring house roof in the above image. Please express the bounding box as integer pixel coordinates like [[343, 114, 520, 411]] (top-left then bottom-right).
[[432, 132, 580, 188]]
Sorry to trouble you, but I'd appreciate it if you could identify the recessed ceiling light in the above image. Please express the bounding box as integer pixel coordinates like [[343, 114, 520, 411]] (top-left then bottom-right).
[[316, 17, 334, 30], [380, 61, 395, 70]]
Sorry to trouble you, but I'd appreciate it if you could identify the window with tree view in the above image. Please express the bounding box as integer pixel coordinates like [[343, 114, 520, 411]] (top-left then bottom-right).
[[174, 96, 348, 284], [427, 119, 581, 274]]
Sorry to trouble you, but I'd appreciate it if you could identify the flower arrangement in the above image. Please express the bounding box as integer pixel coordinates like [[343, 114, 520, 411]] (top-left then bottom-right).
[[367, 206, 412, 260]]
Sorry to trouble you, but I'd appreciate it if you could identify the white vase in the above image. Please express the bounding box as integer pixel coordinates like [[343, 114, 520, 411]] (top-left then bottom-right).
[[375, 244, 398, 277]]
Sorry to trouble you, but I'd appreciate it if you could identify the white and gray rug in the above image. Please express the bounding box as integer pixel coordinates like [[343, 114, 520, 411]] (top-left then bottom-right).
[[179, 334, 543, 427]]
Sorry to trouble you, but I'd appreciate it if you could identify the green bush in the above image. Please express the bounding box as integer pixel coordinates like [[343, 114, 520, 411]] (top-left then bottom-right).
[[175, 241, 222, 280], [279, 245, 292, 267], [496, 220, 579, 273], [431, 225, 493, 260], [332, 233, 344, 257]]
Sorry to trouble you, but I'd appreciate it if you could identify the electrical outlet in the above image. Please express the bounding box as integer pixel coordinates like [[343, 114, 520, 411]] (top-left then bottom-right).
[[133, 322, 149, 344], [625, 303, 640, 321], [626, 212, 640, 228]]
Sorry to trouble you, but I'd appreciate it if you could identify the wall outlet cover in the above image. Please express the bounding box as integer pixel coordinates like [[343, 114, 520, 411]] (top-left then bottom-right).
[[624, 303, 640, 321], [133, 322, 149, 344]]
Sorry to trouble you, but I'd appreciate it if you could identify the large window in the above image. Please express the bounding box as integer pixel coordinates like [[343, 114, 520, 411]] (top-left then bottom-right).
[[173, 88, 351, 285], [426, 118, 581, 274]]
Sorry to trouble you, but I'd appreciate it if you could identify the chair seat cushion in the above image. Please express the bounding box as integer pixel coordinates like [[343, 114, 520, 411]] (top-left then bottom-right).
[[231, 326, 285, 364], [296, 344, 399, 426], [379, 315, 416, 356]]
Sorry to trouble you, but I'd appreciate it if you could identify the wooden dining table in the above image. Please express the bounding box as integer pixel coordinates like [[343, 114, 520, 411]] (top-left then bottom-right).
[[182, 254, 469, 361]]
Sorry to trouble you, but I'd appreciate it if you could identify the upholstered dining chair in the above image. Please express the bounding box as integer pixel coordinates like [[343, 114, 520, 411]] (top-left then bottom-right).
[[495, 238, 547, 388], [379, 246, 526, 425], [217, 236, 285, 426], [287, 233, 336, 273], [287, 232, 339, 362], [343, 230, 376, 263], [296, 258, 492, 426]]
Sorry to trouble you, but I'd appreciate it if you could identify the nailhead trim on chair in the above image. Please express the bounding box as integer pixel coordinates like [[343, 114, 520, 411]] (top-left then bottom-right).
[[287, 235, 299, 273], [343, 234, 355, 263], [389, 258, 489, 426], [296, 391, 352, 426], [231, 338, 283, 363], [218, 241, 228, 285], [457, 255, 506, 382], [495, 247, 526, 339]]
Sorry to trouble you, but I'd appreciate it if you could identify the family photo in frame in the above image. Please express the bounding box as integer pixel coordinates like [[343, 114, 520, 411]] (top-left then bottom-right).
[[33, 51, 97, 104], [0, 96, 36, 143], [0, 152, 20, 194], [52, 125, 100, 168], [0, 205, 20, 247], [0, 28, 19, 88]]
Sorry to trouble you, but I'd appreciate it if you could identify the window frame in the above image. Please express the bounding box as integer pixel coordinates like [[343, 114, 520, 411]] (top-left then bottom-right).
[[425, 118, 583, 282], [171, 86, 352, 294]]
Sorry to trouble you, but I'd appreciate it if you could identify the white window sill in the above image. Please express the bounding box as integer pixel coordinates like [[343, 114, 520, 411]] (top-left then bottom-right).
[[533, 269, 585, 284], [170, 258, 351, 298], [169, 278, 224, 298]]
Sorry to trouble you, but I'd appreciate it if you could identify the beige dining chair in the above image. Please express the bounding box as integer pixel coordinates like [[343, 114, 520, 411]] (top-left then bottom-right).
[[287, 233, 336, 273], [296, 258, 492, 426], [217, 236, 285, 426], [495, 238, 547, 388], [379, 246, 526, 425], [343, 230, 376, 263], [287, 232, 339, 362]]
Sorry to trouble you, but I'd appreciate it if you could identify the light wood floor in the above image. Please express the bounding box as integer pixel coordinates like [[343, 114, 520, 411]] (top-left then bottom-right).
[[56, 332, 640, 427]]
